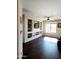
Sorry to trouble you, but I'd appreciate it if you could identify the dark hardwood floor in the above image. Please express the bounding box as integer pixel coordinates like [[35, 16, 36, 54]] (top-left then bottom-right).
[[23, 36, 61, 59]]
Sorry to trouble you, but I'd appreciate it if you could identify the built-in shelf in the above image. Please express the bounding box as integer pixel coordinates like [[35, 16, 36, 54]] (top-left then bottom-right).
[[27, 33, 32, 38], [26, 18, 43, 42], [28, 19, 32, 32]]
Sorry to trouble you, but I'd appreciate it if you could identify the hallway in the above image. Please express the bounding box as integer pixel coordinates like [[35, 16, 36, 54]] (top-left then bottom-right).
[[23, 36, 60, 59]]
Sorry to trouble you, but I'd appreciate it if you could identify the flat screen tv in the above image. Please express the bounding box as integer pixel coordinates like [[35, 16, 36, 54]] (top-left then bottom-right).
[[34, 22, 39, 28]]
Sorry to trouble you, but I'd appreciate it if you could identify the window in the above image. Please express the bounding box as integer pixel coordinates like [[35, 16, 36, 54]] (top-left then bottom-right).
[[45, 23, 56, 33]]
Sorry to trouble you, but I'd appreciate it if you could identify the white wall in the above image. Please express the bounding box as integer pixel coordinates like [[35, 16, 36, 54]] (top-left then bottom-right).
[[43, 20, 61, 39], [17, 0, 23, 59]]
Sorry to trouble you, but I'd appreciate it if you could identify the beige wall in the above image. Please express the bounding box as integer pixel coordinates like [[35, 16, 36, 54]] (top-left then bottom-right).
[[43, 20, 61, 39]]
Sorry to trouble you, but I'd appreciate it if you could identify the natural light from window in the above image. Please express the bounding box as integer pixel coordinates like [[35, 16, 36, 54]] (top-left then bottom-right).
[[44, 37, 58, 43], [45, 23, 57, 33]]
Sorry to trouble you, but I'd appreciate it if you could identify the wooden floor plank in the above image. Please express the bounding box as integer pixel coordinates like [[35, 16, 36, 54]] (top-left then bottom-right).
[[23, 36, 61, 59]]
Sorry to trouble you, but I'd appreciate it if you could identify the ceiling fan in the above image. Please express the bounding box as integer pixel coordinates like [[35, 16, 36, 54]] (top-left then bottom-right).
[[44, 16, 53, 20], [47, 17, 50, 20]]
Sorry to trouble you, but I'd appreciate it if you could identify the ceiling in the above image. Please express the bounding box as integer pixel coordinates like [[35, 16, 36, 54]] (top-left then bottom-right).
[[22, 0, 61, 19]]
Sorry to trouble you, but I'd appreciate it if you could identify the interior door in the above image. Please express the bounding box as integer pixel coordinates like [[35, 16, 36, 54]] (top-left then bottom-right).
[[22, 14, 25, 52]]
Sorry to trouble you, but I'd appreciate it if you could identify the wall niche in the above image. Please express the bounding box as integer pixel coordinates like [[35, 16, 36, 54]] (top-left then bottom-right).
[[28, 19, 32, 32]]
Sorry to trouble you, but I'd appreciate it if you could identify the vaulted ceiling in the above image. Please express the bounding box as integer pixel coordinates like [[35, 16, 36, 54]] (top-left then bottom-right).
[[22, 0, 61, 19]]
